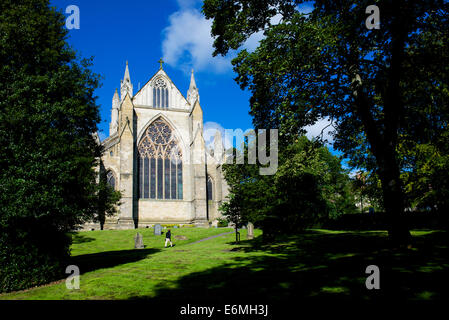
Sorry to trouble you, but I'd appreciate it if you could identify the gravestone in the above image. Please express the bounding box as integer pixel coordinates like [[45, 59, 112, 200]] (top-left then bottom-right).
[[154, 224, 162, 236], [134, 232, 144, 249], [247, 222, 254, 240]]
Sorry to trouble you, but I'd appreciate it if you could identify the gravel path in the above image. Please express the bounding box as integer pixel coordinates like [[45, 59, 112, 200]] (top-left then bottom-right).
[[187, 231, 234, 245]]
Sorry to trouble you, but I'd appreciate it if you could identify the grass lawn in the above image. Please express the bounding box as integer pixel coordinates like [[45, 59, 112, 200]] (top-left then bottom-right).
[[1, 227, 448, 301]]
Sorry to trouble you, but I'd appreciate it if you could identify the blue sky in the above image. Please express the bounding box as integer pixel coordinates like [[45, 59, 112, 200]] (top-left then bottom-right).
[[52, 0, 256, 141], [52, 0, 336, 155]]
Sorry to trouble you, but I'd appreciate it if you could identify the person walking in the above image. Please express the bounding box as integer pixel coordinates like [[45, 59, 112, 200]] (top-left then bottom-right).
[[165, 229, 173, 247]]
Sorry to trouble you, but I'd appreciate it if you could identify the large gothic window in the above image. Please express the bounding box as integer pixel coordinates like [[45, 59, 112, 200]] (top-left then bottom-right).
[[152, 78, 169, 109], [138, 118, 182, 200]]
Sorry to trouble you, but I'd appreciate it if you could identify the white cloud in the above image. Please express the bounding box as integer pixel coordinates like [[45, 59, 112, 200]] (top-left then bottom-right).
[[161, 1, 311, 73], [304, 117, 335, 144], [162, 9, 232, 73], [162, 4, 285, 73], [243, 31, 264, 52]]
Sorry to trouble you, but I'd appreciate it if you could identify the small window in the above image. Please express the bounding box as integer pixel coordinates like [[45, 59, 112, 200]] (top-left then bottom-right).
[[207, 175, 213, 201], [106, 171, 116, 190], [153, 78, 168, 108]]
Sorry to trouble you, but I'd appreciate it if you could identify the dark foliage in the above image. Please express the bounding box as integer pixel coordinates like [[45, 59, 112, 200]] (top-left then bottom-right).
[[203, 0, 449, 244], [0, 0, 115, 292]]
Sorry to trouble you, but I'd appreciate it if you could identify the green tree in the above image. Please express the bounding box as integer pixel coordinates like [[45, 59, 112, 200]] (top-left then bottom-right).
[[220, 136, 355, 239], [203, 0, 449, 245], [96, 168, 122, 230], [401, 135, 449, 212], [351, 171, 384, 213], [0, 0, 116, 292], [219, 191, 245, 243]]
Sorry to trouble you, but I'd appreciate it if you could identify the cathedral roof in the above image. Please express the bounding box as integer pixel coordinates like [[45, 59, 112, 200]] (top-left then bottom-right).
[[132, 66, 192, 110]]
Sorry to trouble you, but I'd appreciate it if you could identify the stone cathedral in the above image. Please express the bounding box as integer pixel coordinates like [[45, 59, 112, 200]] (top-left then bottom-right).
[[90, 61, 228, 230]]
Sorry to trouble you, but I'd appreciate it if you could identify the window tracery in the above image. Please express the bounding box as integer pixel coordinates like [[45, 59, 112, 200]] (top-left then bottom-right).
[[153, 78, 169, 108], [138, 118, 182, 199]]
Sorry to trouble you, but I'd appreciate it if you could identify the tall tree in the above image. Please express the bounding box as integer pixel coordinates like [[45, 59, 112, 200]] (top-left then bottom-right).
[[0, 0, 112, 292], [203, 0, 449, 245]]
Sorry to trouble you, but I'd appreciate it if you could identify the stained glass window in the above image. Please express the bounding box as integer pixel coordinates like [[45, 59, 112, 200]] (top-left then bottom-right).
[[150, 158, 156, 199], [139, 158, 143, 198], [164, 158, 170, 199], [157, 158, 163, 199], [177, 161, 183, 200], [144, 157, 149, 198], [153, 87, 156, 107], [171, 160, 176, 199], [138, 118, 182, 200]]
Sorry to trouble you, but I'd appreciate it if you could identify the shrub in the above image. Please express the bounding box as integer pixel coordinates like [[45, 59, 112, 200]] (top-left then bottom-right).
[[161, 224, 180, 228], [217, 218, 229, 228]]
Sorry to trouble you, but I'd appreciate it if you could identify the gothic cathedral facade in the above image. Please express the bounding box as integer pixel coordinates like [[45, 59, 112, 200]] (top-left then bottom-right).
[[90, 62, 228, 229]]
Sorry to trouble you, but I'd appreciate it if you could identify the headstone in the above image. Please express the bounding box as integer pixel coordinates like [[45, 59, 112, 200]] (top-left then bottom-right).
[[154, 224, 162, 235], [134, 232, 144, 249], [247, 222, 254, 240], [174, 235, 188, 240]]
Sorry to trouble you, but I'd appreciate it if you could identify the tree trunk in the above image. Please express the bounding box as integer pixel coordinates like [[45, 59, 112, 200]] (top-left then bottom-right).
[[235, 226, 240, 243], [379, 151, 411, 246], [349, 0, 412, 247], [100, 215, 105, 230]]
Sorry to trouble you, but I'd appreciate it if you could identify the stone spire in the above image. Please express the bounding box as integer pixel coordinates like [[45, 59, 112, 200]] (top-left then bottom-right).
[[113, 88, 120, 108], [109, 88, 120, 135], [120, 61, 133, 100], [187, 69, 199, 106]]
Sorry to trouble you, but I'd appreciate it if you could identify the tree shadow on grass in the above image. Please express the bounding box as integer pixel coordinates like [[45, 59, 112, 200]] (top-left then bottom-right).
[[71, 248, 160, 274], [70, 232, 95, 244], [128, 230, 449, 302]]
